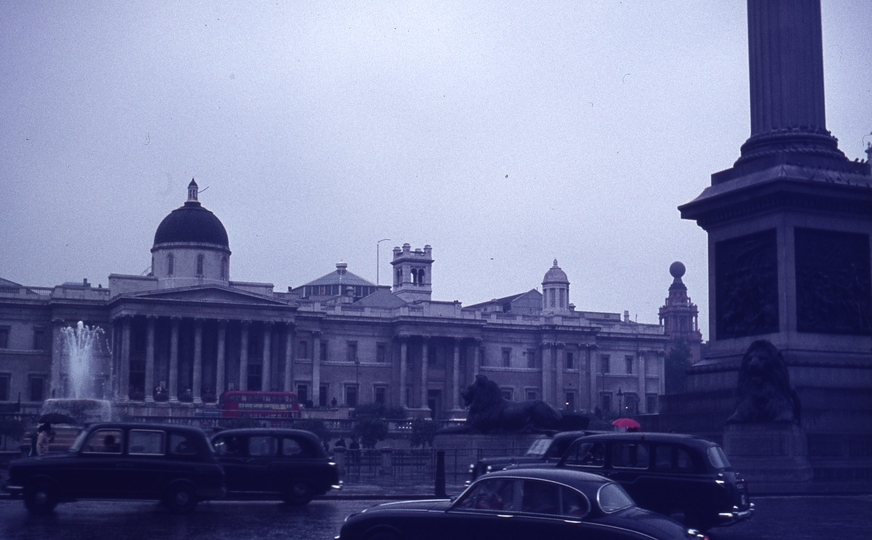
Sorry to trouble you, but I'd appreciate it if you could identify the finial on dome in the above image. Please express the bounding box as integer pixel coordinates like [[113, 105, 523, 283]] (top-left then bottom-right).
[[553, 259, 558, 267], [187, 179, 198, 202]]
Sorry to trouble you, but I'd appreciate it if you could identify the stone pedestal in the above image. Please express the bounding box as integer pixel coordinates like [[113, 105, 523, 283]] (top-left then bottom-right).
[[723, 423, 813, 493], [433, 432, 545, 478]]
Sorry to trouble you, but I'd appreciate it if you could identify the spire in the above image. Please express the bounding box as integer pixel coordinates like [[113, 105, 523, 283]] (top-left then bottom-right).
[[187, 179, 199, 203]]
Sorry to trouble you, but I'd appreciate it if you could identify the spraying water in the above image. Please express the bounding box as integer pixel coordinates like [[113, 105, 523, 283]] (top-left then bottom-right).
[[60, 321, 107, 399]]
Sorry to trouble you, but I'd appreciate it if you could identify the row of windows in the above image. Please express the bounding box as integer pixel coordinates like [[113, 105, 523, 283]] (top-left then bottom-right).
[[297, 341, 389, 363], [303, 285, 378, 298], [294, 383, 388, 409], [165, 253, 228, 278], [0, 373, 47, 402], [0, 326, 50, 351], [599, 354, 637, 375]]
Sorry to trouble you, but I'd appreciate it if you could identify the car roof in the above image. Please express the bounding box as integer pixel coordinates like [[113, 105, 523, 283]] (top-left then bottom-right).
[[568, 432, 717, 448], [211, 428, 319, 439], [482, 467, 611, 489], [84, 422, 207, 435]]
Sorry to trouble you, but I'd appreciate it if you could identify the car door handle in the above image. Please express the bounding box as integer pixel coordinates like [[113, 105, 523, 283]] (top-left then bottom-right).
[[496, 514, 513, 519]]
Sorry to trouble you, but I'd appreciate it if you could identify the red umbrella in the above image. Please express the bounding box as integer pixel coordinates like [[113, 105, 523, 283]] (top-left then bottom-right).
[[611, 418, 641, 429]]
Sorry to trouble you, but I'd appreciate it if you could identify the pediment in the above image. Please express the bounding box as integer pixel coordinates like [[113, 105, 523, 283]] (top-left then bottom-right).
[[126, 286, 287, 306]]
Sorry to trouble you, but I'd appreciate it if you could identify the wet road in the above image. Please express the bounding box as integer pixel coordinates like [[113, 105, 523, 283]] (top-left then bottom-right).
[[1, 494, 870, 540]]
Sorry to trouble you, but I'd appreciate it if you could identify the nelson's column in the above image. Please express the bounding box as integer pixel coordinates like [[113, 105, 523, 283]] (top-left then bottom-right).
[[671, 0, 872, 489]]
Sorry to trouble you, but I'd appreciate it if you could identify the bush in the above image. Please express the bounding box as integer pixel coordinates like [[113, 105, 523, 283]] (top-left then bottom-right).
[[409, 418, 440, 448]]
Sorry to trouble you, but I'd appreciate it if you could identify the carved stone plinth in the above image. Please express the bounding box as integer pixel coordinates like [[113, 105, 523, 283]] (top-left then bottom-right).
[[723, 423, 813, 493]]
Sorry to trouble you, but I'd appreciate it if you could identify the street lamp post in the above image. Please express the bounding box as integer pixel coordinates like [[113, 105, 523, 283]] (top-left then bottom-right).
[[376, 238, 391, 286], [617, 387, 624, 416]]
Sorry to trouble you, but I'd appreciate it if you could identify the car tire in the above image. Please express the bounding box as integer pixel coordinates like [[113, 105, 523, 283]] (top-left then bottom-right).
[[24, 481, 59, 515], [283, 480, 314, 506], [164, 483, 199, 514]]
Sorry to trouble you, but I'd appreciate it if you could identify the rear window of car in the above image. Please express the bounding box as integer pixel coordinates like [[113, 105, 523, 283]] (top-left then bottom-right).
[[83, 429, 123, 454], [129, 430, 165, 455], [597, 482, 634, 513], [563, 442, 606, 468], [249, 436, 278, 457], [169, 432, 198, 456], [654, 444, 696, 472], [707, 446, 731, 470], [611, 442, 650, 469], [282, 437, 304, 456], [525, 438, 551, 457]]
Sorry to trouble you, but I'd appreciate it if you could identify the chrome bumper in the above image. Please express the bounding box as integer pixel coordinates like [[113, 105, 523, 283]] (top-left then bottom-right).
[[718, 502, 755, 525]]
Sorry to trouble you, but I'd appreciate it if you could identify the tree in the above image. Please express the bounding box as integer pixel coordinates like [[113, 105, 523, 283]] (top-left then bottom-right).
[[294, 418, 333, 444], [353, 415, 388, 449], [409, 417, 440, 448], [665, 338, 693, 394]]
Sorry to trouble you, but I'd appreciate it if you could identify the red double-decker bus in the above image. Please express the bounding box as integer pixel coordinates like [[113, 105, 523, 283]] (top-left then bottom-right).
[[219, 391, 301, 419]]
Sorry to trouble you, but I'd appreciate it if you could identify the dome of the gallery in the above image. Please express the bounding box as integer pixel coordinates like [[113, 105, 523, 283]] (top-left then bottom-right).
[[153, 179, 229, 249]]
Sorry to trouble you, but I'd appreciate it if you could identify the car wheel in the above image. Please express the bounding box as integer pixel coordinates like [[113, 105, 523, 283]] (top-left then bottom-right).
[[24, 481, 58, 514], [283, 480, 314, 506], [164, 483, 199, 514]]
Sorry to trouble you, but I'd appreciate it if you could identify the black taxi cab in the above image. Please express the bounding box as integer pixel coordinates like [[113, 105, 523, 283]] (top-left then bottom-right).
[[4, 422, 225, 514], [552, 432, 753, 531]]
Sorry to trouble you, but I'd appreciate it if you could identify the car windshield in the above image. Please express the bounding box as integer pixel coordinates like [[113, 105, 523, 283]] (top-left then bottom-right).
[[525, 439, 552, 457], [597, 482, 635, 513], [707, 446, 732, 470]]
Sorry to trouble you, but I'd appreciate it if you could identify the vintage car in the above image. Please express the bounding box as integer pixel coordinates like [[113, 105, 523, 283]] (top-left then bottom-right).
[[338, 468, 708, 540], [4, 422, 225, 514], [210, 428, 340, 505], [468, 430, 600, 481], [545, 432, 754, 531]]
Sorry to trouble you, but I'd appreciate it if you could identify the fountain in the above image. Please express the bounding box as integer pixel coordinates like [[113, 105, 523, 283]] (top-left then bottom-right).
[[42, 321, 114, 424], [60, 321, 108, 399]]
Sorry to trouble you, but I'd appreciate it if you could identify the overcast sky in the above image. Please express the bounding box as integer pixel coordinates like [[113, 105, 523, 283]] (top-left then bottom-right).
[[2, 1, 870, 340]]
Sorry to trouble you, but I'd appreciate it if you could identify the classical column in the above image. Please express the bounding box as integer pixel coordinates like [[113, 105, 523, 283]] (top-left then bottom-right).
[[586, 345, 598, 411], [312, 331, 321, 405], [555, 342, 565, 408], [399, 335, 409, 407], [540, 341, 552, 403], [169, 317, 180, 403], [283, 323, 295, 392], [50, 319, 64, 398], [473, 338, 482, 375], [262, 321, 272, 391], [192, 319, 203, 404], [420, 336, 430, 409], [216, 320, 227, 397], [239, 320, 250, 391], [119, 316, 132, 401], [145, 316, 156, 403], [638, 350, 647, 412], [452, 338, 461, 409]]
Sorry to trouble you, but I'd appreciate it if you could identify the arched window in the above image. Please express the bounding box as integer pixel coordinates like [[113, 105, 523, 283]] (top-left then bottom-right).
[[197, 254, 204, 277], [221, 257, 227, 279], [167, 253, 174, 276], [417, 269, 425, 285]]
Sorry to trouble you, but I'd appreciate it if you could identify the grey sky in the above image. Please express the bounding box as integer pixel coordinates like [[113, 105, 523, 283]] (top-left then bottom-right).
[[2, 1, 870, 340]]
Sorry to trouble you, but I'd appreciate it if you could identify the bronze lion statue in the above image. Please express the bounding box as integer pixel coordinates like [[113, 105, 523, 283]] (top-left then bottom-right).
[[457, 375, 563, 433], [726, 340, 801, 424]]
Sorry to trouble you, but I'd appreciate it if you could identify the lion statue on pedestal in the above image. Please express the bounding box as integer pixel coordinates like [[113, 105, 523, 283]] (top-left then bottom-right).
[[456, 374, 563, 433], [726, 340, 801, 424]]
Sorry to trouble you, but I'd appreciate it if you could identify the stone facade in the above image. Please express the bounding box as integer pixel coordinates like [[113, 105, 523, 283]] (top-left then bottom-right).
[[0, 186, 668, 421]]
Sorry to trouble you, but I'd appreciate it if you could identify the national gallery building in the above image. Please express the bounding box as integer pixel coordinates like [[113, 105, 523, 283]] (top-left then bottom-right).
[[0, 181, 700, 419]]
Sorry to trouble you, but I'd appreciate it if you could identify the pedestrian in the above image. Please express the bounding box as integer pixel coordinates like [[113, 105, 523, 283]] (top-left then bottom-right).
[[36, 423, 53, 456], [335, 436, 346, 449]]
